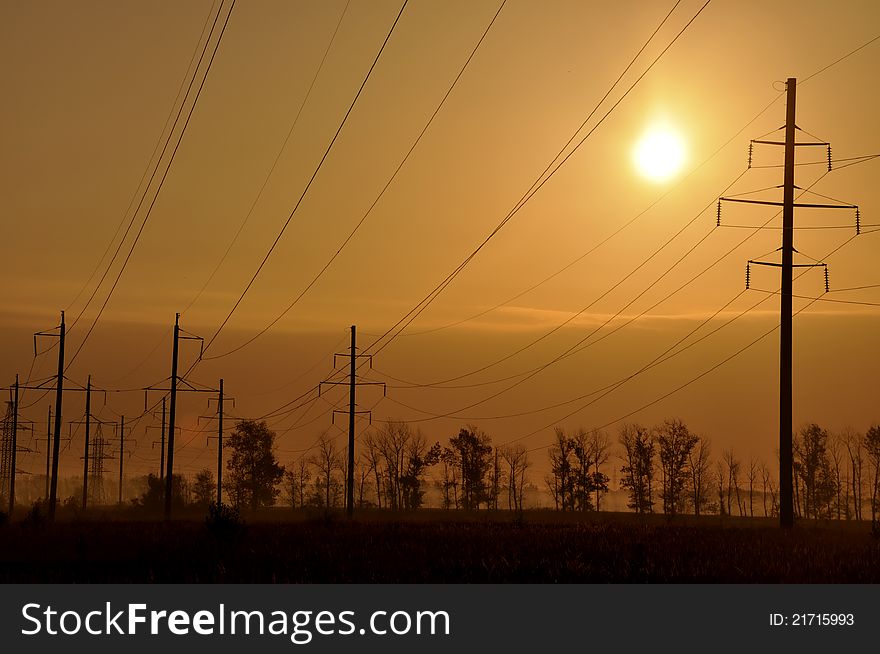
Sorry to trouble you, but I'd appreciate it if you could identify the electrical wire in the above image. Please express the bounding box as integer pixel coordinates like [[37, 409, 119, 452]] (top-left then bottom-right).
[[195, 0, 410, 365], [363, 0, 713, 359]]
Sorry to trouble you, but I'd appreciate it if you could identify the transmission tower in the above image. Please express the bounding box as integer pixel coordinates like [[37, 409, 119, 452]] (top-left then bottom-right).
[[0, 400, 14, 510], [718, 77, 861, 528], [319, 325, 385, 516], [87, 422, 115, 506]]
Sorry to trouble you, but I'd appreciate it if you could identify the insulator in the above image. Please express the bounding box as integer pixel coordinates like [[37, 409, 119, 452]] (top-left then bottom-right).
[[748, 142, 753, 169], [855, 207, 861, 235], [716, 199, 722, 227], [827, 145, 832, 171], [745, 262, 751, 290], [824, 266, 830, 293]]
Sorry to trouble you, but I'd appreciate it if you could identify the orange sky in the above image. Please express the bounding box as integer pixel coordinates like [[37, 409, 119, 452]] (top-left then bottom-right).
[[2, 0, 879, 489]]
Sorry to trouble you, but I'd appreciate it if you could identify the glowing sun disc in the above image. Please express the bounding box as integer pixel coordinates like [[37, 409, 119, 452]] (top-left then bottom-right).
[[634, 127, 686, 182]]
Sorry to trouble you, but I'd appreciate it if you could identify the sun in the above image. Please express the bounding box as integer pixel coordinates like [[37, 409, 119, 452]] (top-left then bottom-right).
[[633, 125, 686, 182]]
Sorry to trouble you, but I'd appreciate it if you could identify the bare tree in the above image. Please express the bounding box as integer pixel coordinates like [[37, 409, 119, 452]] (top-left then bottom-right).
[[501, 445, 529, 511], [488, 448, 503, 510], [687, 436, 711, 516], [747, 457, 758, 518], [864, 425, 880, 525], [589, 429, 611, 511], [439, 446, 459, 510], [309, 432, 343, 509], [829, 434, 843, 519], [283, 458, 311, 509], [714, 460, 726, 516], [723, 450, 742, 516], [363, 431, 384, 509], [841, 427, 863, 521]]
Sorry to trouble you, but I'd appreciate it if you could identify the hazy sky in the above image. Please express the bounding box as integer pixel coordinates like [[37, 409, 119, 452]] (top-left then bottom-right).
[[2, 0, 879, 487]]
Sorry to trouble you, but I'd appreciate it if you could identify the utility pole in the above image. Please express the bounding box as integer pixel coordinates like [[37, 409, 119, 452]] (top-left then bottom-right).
[[348, 326, 356, 517], [217, 379, 223, 506], [778, 78, 797, 530], [8, 375, 18, 515], [201, 379, 234, 506], [82, 375, 91, 511], [160, 396, 166, 481], [165, 314, 180, 519], [50, 311, 65, 521], [155, 314, 205, 518], [318, 325, 385, 516], [118, 415, 125, 504], [719, 77, 859, 528], [45, 406, 51, 499]]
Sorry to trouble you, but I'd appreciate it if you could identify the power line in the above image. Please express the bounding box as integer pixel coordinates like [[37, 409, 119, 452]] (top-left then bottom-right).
[[66, 0, 238, 369], [195, 0, 410, 365], [65, 0, 223, 321], [203, 0, 508, 361], [381, 169, 747, 391], [180, 0, 352, 319], [517, 232, 865, 453], [363, 0, 713, 360], [379, 166, 850, 422], [801, 32, 880, 84]]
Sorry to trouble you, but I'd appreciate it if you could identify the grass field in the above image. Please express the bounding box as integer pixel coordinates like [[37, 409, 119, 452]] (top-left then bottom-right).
[[1, 508, 878, 583]]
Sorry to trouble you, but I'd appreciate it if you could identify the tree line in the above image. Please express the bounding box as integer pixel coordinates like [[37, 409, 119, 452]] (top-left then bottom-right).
[[111, 417, 880, 524]]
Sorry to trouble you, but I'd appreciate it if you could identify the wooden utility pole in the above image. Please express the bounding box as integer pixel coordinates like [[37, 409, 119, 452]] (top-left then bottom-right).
[[49, 311, 65, 521], [9, 375, 19, 515], [347, 326, 356, 517], [165, 313, 180, 519], [82, 375, 91, 511]]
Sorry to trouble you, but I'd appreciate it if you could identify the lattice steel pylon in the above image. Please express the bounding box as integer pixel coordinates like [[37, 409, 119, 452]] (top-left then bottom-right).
[[88, 423, 112, 506], [0, 401, 13, 507]]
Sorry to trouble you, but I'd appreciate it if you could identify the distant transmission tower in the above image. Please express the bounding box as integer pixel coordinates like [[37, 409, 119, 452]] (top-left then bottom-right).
[[0, 400, 14, 509], [88, 423, 113, 506]]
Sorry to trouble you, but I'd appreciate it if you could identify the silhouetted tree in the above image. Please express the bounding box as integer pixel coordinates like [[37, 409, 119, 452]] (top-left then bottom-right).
[[723, 449, 742, 516], [309, 432, 342, 509], [363, 431, 384, 508], [400, 438, 440, 510], [439, 446, 459, 509], [842, 427, 864, 520], [226, 419, 285, 510], [864, 425, 880, 524], [192, 468, 216, 507], [548, 428, 576, 511], [714, 460, 726, 516], [747, 457, 758, 518], [283, 457, 311, 508], [449, 427, 492, 510], [501, 445, 529, 511], [619, 424, 654, 514], [137, 473, 187, 511], [656, 419, 698, 516], [687, 435, 711, 516], [795, 423, 836, 519], [589, 429, 612, 511]]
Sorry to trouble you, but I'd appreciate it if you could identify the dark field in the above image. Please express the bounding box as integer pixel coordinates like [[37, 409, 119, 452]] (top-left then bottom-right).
[[1, 510, 878, 583]]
